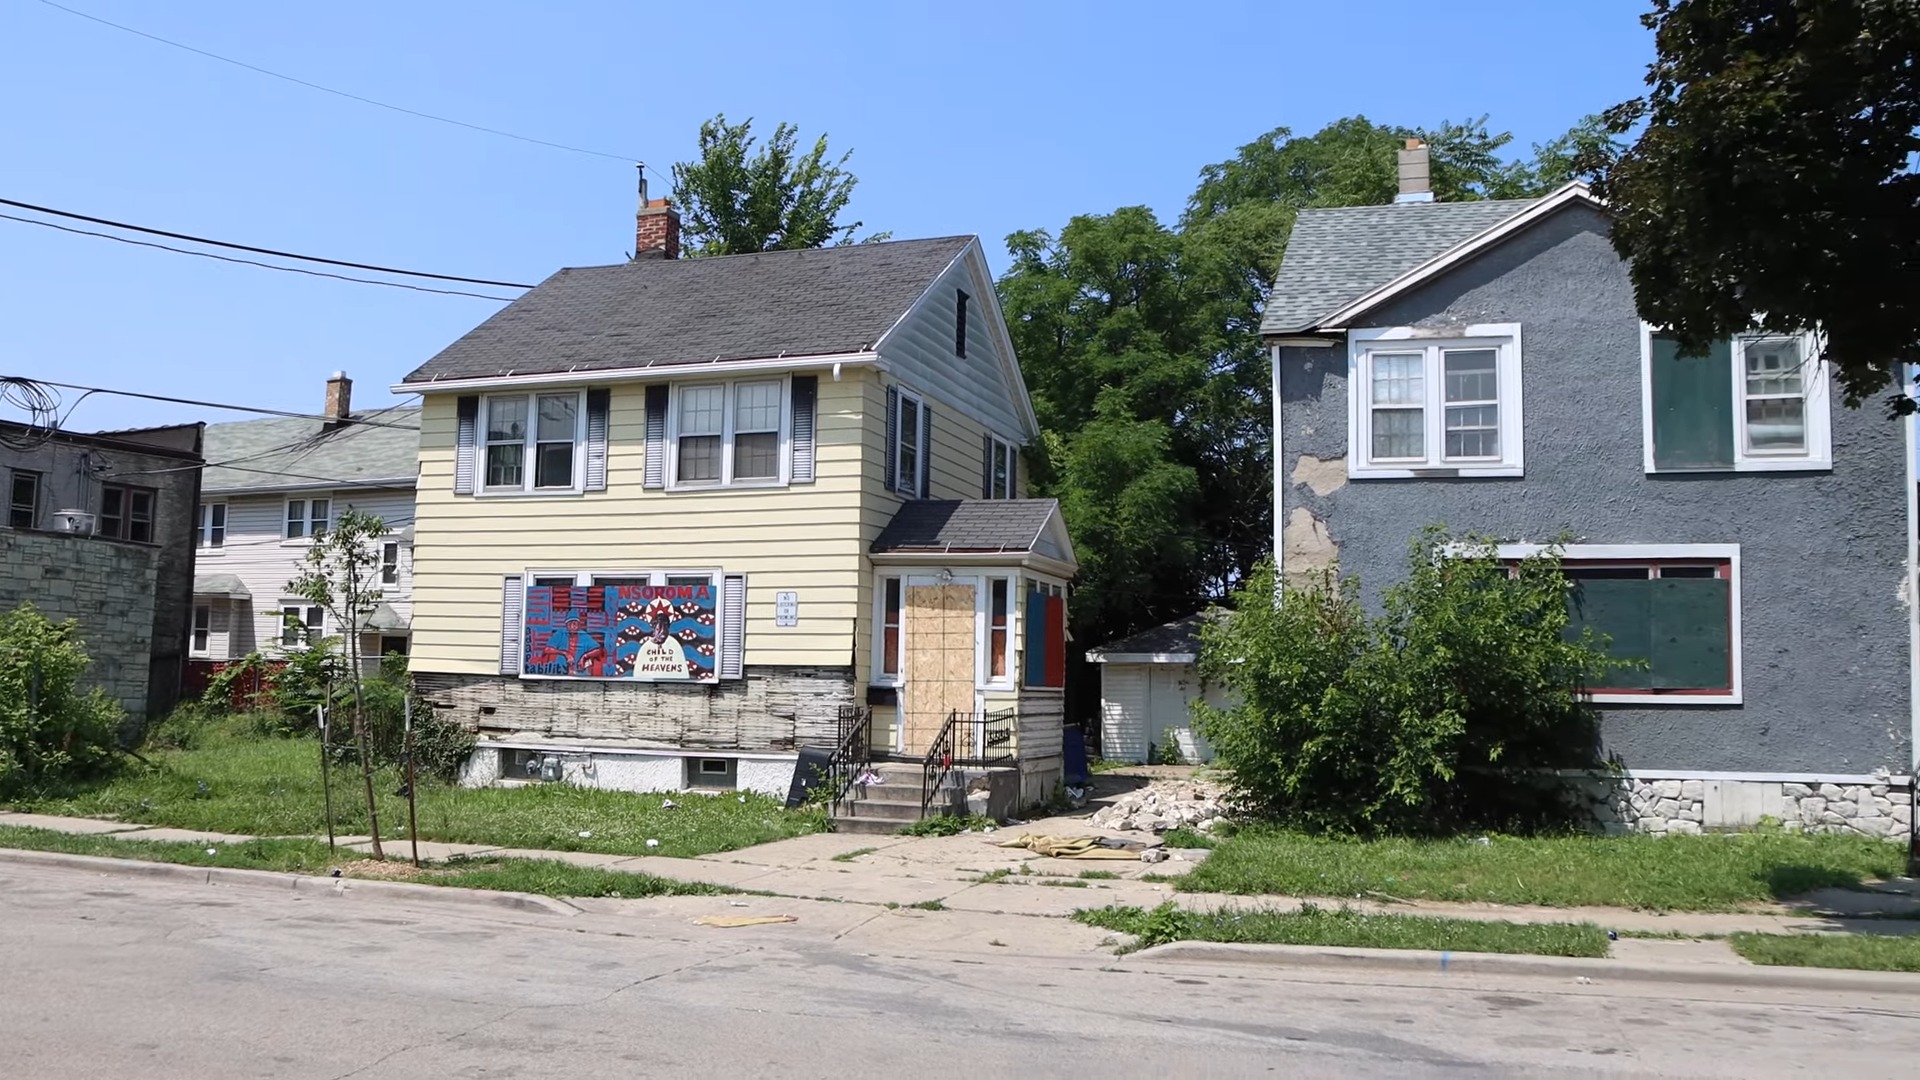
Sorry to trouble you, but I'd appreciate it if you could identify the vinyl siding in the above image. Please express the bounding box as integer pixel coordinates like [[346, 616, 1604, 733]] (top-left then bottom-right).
[[410, 377, 869, 673], [1100, 665, 1150, 763], [196, 487, 415, 659], [875, 247, 1027, 446]]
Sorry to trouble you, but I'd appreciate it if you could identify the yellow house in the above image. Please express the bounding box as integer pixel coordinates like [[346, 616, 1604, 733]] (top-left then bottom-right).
[[396, 195, 1075, 820]]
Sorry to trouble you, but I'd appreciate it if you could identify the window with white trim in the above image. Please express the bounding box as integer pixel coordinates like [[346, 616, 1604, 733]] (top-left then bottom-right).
[[877, 576, 902, 680], [190, 604, 212, 656], [279, 603, 324, 648], [895, 391, 925, 498], [1492, 543, 1741, 705], [987, 577, 1011, 683], [1643, 328, 1831, 472], [1348, 325, 1523, 477], [484, 391, 585, 492], [198, 502, 226, 549], [284, 497, 329, 540], [986, 437, 1015, 499], [380, 542, 400, 585], [670, 379, 788, 488]]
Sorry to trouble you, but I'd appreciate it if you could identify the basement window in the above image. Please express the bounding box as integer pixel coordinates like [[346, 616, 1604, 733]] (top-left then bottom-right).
[[686, 757, 737, 789]]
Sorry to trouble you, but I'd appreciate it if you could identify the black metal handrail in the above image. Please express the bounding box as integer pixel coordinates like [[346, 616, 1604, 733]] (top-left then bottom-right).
[[826, 704, 872, 817], [921, 709, 959, 816]]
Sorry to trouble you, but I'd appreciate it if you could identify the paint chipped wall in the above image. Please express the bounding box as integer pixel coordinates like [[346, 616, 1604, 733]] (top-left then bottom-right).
[[1275, 202, 1911, 775]]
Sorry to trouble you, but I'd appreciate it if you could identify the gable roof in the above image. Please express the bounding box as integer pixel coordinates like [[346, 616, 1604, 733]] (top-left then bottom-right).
[[1085, 610, 1228, 663], [201, 408, 420, 494], [403, 236, 975, 384], [1260, 198, 1539, 336], [871, 499, 1061, 555]]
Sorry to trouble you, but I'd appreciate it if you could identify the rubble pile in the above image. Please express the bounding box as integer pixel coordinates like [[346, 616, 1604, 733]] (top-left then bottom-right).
[[1088, 780, 1229, 834]]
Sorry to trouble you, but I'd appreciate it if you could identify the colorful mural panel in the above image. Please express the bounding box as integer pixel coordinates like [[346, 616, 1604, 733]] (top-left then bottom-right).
[[523, 578, 719, 681]]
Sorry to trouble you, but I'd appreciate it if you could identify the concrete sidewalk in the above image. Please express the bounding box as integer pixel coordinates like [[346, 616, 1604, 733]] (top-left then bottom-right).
[[6, 809, 1918, 946]]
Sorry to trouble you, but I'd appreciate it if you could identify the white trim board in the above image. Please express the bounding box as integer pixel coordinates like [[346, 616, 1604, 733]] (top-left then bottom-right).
[[1086, 652, 1196, 665], [1906, 363, 1919, 781], [394, 352, 883, 395], [476, 740, 797, 762], [1637, 323, 1834, 474], [1557, 768, 1910, 786]]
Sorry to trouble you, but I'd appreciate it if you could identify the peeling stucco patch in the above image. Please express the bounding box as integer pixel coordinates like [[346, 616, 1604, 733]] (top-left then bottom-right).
[[1282, 507, 1337, 583], [1292, 454, 1348, 496]]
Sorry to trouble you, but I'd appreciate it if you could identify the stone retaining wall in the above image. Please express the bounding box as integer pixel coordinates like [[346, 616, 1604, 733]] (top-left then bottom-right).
[[1573, 774, 1913, 840]]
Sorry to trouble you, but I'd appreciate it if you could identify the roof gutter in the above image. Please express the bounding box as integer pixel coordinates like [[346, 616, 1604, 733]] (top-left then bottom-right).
[[869, 549, 1079, 579], [391, 351, 885, 396]]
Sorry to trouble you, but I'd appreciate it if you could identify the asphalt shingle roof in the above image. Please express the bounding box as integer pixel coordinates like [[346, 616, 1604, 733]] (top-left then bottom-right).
[[404, 236, 974, 383], [870, 499, 1059, 554], [1260, 198, 1538, 335], [202, 408, 420, 493], [1086, 611, 1225, 658]]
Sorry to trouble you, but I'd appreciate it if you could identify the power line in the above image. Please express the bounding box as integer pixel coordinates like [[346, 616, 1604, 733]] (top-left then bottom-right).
[[0, 197, 534, 289], [34, 0, 638, 163], [13, 377, 422, 431]]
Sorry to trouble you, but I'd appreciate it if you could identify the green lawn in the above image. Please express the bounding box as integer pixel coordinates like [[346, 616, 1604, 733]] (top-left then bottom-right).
[[11, 727, 825, 859], [1730, 931, 1920, 973], [0, 824, 729, 900], [1076, 901, 1608, 957], [1181, 828, 1905, 912]]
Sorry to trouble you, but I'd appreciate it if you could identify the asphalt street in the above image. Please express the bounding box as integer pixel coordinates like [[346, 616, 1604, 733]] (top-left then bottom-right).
[[2, 861, 1916, 1078]]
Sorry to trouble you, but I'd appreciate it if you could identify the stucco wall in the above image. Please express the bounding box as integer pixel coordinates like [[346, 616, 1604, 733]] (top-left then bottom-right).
[[0, 529, 158, 720], [1276, 203, 1911, 775]]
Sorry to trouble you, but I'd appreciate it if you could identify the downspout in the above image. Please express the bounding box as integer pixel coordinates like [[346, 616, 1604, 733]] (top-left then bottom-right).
[[1270, 342, 1284, 606]]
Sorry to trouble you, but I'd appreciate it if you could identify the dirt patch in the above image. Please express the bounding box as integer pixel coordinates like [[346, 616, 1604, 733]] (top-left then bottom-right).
[[338, 859, 435, 882]]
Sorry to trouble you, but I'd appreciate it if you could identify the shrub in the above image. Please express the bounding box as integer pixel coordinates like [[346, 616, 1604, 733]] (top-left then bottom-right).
[[0, 603, 125, 798], [1194, 530, 1618, 836], [355, 655, 473, 783]]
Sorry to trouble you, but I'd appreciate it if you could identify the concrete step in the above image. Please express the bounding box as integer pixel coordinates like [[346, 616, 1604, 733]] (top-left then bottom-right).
[[830, 815, 911, 837], [836, 800, 927, 822], [847, 784, 925, 806]]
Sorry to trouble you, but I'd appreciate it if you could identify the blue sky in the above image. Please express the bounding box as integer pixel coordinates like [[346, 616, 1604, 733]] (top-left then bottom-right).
[[0, 0, 1654, 431]]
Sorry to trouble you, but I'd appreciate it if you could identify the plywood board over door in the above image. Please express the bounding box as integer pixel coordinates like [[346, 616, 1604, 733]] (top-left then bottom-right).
[[903, 582, 977, 754]]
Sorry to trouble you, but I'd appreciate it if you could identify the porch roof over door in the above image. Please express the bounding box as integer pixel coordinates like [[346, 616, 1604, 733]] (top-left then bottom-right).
[[869, 499, 1077, 578]]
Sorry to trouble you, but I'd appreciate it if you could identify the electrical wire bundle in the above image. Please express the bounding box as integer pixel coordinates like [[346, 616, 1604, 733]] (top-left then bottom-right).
[[0, 376, 61, 450]]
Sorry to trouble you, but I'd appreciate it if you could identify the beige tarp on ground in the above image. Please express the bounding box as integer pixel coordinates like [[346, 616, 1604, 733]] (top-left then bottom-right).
[[993, 834, 1144, 860]]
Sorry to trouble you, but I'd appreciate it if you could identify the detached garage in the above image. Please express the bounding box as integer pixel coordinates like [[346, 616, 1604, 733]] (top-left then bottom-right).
[[1086, 612, 1228, 764]]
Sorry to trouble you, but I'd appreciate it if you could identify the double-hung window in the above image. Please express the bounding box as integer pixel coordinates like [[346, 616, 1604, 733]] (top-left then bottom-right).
[[380, 542, 400, 585], [1644, 328, 1831, 472], [984, 437, 1015, 499], [284, 497, 329, 540], [1348, 325, 1524, 478], [8, 469, 39, 529], [987, 577, 1010, 682], [280, 603, 324, 648], [878, 577, 902, 680], [198, 503, 226, 549], [99, 484, 156, 542], [1494, 543, 1741, 704], [671, 379, 787, 487], [484, 392, 584, 492], [895, 392, 925, 498], [190, 605, 212, 656]]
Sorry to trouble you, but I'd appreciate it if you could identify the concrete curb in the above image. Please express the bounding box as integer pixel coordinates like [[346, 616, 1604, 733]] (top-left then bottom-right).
[[1129, 941, 1920, 993], [0, 847, 581, 918]]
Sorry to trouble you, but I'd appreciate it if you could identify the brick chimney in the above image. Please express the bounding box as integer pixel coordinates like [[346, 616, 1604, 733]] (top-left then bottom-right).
[[634, 164, 681, 260], [324, 371, 352, 426], [1395, 138, 1434, 204]]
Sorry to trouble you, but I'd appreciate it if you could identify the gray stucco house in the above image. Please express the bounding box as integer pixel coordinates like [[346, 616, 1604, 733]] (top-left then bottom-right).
[[1263, 143, 1914, 837]]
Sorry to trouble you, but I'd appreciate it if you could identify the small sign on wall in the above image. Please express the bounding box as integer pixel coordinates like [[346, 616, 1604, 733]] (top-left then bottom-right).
[[775, 591, 799, 627]]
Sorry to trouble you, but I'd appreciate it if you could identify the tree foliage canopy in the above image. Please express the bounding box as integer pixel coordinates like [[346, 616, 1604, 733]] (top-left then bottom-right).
[[670, 114, 884, 256], [997, 116, 1604, 663], [1591, 0, 1920, 408]]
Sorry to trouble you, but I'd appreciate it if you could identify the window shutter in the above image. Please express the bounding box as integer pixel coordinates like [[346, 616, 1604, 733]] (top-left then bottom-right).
[[883, 386, 899, 492], [454, 396, 479, 495], [1650, 577, 1731, 690], [1650, 335, 1735, 470], [499, 575, 524, 675], [918, 406, 932, 499], [584, 388, 610, 491], [982, 433, 994, 498], [790, 376, 817, 484], [644, 385, 669, 489], [720, 573, 747, 679], [1023, 589, 1047, 687], [1044, 594, 1067, 688]]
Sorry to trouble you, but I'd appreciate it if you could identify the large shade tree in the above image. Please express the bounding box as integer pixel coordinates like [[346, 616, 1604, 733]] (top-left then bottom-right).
[[670, 114, 886, 256], [1591, 0, 1920, 409]]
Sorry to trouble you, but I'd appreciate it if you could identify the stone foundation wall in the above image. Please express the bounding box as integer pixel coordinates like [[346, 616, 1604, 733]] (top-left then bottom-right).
[[1573, 774, 1913, 840], [0, 529, 158, 720]]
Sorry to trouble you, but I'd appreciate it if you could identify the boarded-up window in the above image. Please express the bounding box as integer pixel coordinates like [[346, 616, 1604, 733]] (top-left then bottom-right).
[[1023, 585, 1067, 689], [1560, 561, 1734, 695]]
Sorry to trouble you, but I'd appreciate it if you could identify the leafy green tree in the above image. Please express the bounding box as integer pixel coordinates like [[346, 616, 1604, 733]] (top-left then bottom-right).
[[1195, 534, 1616, 835], [1591, 0, 1920, 407], [670, 114, 885, 256], [288, 509, 390, 858], [998, 115, 1601, 665]]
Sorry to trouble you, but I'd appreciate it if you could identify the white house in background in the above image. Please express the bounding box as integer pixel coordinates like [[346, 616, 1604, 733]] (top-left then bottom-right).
[[1085, 612, 1224, 764], [187, 373, 421, 684]]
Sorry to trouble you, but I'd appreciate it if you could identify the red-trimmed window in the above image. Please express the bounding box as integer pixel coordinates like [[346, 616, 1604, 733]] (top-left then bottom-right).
[[1550, 558, 1735, 698]]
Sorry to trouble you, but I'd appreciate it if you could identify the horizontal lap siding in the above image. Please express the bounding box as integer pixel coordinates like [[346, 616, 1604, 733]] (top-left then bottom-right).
[[411, 379, 869, 674]]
